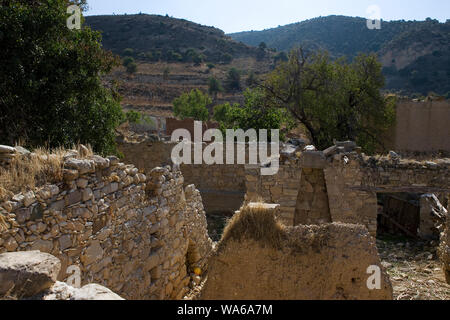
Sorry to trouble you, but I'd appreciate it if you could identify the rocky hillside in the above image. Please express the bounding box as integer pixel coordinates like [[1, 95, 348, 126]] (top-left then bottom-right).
[[85, 14, 263, 63], [230, 16, 450, 95]]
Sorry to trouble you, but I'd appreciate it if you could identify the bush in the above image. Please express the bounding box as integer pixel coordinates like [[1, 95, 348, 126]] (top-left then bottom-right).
[[213, 89, 292, 141], [124, 110, 141, 123], [224, 68, 242, 92], [173, 89, 211, 121], [222, 53, 233, 64], [123, 48, 134, 56], [126, 62, 138, 74], [208, 77, 223, 98], [122, 56, 135, 67], [122, 110, 154, 126]]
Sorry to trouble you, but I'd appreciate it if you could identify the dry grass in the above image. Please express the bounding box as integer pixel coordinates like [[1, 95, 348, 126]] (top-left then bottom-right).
[[0, 144, 93, 202], [0, 148, 64, 201], [219, 203, 286, 250]]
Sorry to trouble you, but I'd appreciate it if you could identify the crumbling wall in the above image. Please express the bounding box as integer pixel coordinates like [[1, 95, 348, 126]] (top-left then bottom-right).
[[294, 168, 332, 225], [244, 144, 450, 237], [245, 163, 301, 226], [117, 140, 248, 214], [0, 148, 213, 300], [200, 204, 393, 300], [324, 154, 378, 235]]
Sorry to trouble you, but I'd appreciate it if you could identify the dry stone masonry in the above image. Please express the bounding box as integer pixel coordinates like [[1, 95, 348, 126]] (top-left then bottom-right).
[[0, 147, 213, 300], [245, 142, 450, 236], [117, 139, 248, 214]]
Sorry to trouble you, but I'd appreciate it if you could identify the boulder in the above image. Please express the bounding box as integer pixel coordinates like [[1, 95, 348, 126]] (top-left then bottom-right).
[[35, 282, 124, 300], [0, 251, 61, 298]]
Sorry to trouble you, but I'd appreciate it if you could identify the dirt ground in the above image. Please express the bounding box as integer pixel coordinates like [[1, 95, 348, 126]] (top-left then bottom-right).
[[377, 235, 450, 300]]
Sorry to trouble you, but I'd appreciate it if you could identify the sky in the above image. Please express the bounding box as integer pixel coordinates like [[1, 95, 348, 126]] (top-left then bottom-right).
[[85, 0, 450, 33]]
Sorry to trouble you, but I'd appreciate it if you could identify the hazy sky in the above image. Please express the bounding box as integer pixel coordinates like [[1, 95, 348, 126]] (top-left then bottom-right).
[[85, 0, 450, 33]]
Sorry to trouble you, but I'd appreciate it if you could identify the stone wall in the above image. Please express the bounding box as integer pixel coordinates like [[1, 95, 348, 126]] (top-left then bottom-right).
[[0, 251, 123, 300], [117, 140, 246, 214], [295, 168, 332, 225], [165, 118, 218, 138], [244, 144, 450, 237], [245, 162, 301, 226], [324, 154, 379, 235], [0, 149, 213, 300]]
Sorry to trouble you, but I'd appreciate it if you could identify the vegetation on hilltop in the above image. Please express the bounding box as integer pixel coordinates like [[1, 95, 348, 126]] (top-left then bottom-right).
[[85, 14, 267, 64], [230, 16, 450, 95]]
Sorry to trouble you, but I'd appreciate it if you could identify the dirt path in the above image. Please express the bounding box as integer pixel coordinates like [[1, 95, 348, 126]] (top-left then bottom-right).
[[377, 237, 450, 300]]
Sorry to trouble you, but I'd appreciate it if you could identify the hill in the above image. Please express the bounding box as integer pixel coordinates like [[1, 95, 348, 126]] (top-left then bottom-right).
[[84, 14, 273, 120], [85, 14, 264, 63], [230, 16, 450, 95]]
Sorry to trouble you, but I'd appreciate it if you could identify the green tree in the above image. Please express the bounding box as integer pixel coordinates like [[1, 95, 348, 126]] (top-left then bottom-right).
[[224, 68, 242, 92], [0, 0, 123, 155], [122, 56, 135, 67], [274, 51, 288, 64], [222, 53, 233, 64], [163, 67, 170, 81], [262, 48, 395, 153], [213, 89, 292, 140], [123, 48, 134, 56], [173, 89, 211, 121], [123, 110, 141, 123], [126, 62, 138, 75], [208, 77, 223, 99], [246, 71, 258, 87], [257, 42, 267, 61], [122, 110, 155, 126]]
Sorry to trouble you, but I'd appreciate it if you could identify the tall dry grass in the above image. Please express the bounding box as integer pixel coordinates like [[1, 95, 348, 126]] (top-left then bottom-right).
[[219, 203, 286, 250], [0, 144, 93, 202]]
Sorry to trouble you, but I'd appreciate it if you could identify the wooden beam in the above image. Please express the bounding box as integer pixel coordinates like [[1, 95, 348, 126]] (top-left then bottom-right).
[[379, 212, 419, 239]]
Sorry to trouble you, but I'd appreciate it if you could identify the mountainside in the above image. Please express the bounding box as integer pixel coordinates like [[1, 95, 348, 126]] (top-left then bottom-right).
[[84, 14, 273, 120], [230, 16, 450, 95], [85, 14, 263, 63]]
